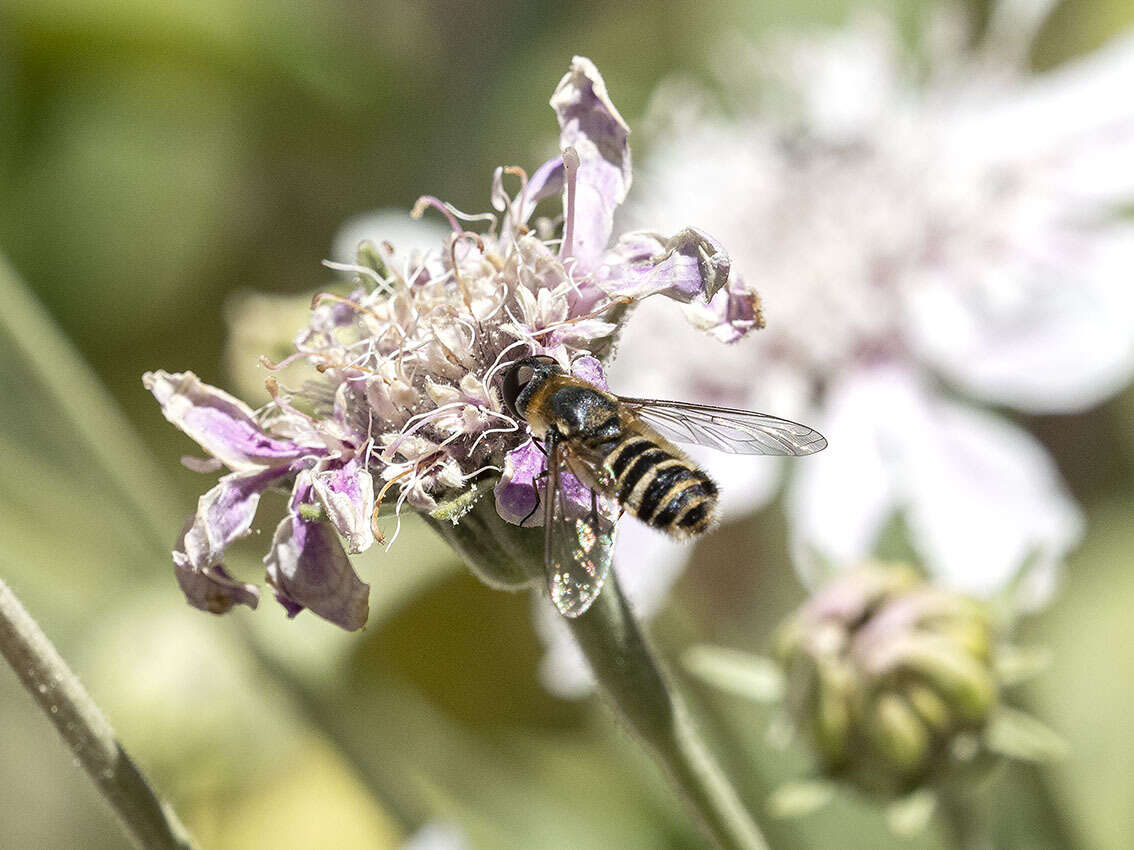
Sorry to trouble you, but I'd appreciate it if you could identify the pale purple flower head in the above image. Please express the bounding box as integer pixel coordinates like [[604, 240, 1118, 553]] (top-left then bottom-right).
[[145, 57, 761, 630]]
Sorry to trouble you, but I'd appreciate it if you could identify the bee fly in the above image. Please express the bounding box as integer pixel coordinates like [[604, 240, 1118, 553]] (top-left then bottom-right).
[[500, 355, 827, 617]]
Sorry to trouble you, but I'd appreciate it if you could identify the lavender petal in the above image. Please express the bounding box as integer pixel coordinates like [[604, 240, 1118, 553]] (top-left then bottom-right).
[[312, 455, 376, 554], [551, 56, 632, 268], [494, 440, 545, 526], [570, 355, 609, 390], [497, 156, 567, 243], [172, 517, 260, 615], [602, 227, 732, 303], [681, 274, 766, 344], [143, 370, 309, 470], [264, 474, 370, 630], [179, 467, 289, 568]]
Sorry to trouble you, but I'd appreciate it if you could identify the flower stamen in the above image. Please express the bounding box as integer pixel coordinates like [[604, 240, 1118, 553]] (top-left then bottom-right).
[[412, 195, 462, 232], [259, 352, 308, 371], [481, 339, 535, 391], [560, 146, 580, 259], [264, 376, 319, 426], [458, 463, 504, 481], [448, 231, 486, 315], [414, 194, 498, 234], [501, 165, 529, 236], [382, 401, 470, 460], [310, 292, 384, 324], [384, 486, 413, 551], [469, 421, 521, 453], [371, 466, 416, 542], [321, 259, 393, 293]]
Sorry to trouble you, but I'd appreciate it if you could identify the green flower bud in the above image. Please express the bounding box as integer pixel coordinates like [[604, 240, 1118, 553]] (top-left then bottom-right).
[[775, 563, 1004, 796], [870, 693, 929, 774]]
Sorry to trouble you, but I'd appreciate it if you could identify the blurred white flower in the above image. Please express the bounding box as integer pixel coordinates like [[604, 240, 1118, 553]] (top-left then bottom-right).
[[332, 210, 451, 266], [401, 821, 471, 850], [622, 3, 1134, 596], [539, 2, 1134, 693]]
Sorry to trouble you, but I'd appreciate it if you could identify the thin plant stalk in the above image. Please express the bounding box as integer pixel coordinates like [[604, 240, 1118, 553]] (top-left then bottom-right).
[[0, 577, 197, 850], [568, 572, 770, 850], [0, 254, 182, 550], [937, 788, 992, 850]]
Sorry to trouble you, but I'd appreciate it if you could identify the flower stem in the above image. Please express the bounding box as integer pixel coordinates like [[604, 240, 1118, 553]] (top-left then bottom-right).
[[936, 787, 992, 850], [0, 578, 197, 850], [424, 494, 544, 591], [428, 495, 769, 848], [566, 573, 770, 850], [0, 253, 182, 551]]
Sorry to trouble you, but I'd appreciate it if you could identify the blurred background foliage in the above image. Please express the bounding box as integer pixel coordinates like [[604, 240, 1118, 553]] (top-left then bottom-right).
[[1, 0, 1132, 847]]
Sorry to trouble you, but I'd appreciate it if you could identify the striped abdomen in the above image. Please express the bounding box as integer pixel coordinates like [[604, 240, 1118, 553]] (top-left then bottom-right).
[[602, 431, 718, 539]]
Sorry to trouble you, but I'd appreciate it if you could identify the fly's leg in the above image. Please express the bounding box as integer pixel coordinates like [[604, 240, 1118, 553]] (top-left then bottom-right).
[[521, 469, 548, 526]]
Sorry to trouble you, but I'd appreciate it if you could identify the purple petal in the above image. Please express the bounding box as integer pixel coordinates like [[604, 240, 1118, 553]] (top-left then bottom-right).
[[170, 466, 287, 616], [144, 370, 309, 470], [264, 474, 370, 630], [681, 274, 766, 344], [178, 466, 290, 571], [181, 455, 223, 473], [570, 355, 609, 390], [172, 517, 260, 615], [312, 455, 375, 554], [494, 440, 546, 526], [498, 156, 567, 241], [601, 227, 733, 304], [174, 558, 260, 615], [551, 56, 632, 268], [264, 515, 370, 630], [493, 441, 594, 529], [525, 156, 567, 214]]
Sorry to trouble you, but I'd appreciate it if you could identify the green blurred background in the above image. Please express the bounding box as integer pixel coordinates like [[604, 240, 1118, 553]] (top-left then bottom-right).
[[1, 0, 1133, 847]]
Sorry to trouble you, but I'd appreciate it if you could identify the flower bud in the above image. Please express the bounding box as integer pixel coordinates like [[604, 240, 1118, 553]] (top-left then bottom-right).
[[775, 563, 1000, 795]]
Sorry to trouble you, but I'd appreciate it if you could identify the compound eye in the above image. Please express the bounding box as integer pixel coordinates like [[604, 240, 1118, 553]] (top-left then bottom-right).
[[501, 362, 536, 416], [501, 355, 562, 416]]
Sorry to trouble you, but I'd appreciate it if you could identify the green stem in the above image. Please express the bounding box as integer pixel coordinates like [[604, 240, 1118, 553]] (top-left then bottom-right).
[[0, 578, 197, 850], [937, 787, 991, 850], [430, 495, 769, 848], [423, 492, 543, 591], [567, 572, 770, 850], [0, 254, 182, 551]]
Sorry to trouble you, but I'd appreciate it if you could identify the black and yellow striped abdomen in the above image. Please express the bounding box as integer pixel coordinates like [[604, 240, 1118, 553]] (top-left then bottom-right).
[[601, 432, 719, 539]]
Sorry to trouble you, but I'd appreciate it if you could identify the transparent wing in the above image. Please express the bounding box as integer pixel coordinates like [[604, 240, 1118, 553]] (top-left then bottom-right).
[[619, 397, 827, 456], [544, 436, 618, 618]]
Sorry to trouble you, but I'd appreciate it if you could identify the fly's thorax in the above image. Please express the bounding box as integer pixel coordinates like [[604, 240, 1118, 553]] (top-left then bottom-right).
[[522, 374, 621, 442], [601, 422, 720, 539]]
